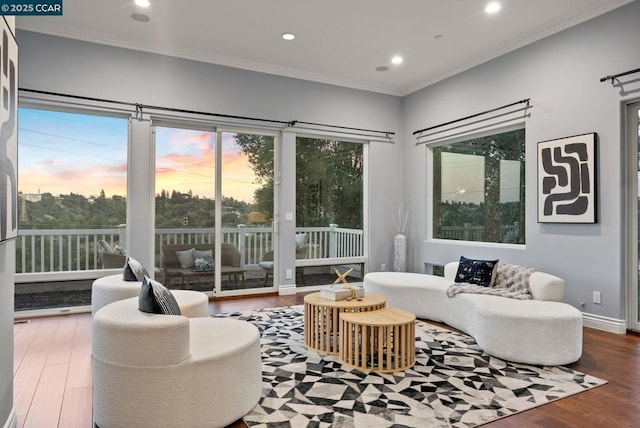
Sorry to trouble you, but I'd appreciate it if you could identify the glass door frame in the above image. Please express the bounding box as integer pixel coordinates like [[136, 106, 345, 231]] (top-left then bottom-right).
[[292, 132, 369, 287], [215, 127, 280, 297], [151, 120, 280, 297], [625, 100, 640, 331]]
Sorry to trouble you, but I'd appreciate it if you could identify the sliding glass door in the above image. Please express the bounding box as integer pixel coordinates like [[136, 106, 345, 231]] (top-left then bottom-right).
[[295, 136, 366, 286], [154, 124, 216, 291], [154, 123, 276, 295]]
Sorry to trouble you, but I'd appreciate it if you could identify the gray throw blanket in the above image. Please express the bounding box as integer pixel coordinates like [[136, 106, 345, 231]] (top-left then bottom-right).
[[446, 264, 535, 300]]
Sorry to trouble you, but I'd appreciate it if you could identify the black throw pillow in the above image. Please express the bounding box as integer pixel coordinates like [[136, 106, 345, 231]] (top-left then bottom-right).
[[138, 276, 181, 315], [123, 256, 149, 282], [454, 256, 499, 287]]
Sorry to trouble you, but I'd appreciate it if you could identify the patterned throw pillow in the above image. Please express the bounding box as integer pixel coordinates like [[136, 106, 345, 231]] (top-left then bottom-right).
[[176, 248, 196, 269], [454, 256, 499, 287], [494, 263, 535, 293], [138, 276, 181, 315], [123, 256, 149, 281]]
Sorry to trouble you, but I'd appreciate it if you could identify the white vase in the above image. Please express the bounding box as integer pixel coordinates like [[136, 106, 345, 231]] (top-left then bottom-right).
[[393, 234, 406, 272]]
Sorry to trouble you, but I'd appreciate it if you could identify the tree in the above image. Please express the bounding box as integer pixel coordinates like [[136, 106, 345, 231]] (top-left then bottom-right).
[[235, 134, 363, 229], [433, 129, 525, 243], [235, 133, 275, 220]]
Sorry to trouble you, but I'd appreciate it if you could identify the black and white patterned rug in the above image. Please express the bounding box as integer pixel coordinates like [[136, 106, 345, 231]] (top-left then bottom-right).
[[214, 306, 605, 427]]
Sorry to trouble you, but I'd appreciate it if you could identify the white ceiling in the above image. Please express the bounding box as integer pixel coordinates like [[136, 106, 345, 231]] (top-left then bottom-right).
[[16, 0, 634, 96]]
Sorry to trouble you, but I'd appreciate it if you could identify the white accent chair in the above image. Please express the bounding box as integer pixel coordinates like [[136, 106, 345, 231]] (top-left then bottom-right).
[[92, 297, 262, 428], [91, 274, 210, 317]]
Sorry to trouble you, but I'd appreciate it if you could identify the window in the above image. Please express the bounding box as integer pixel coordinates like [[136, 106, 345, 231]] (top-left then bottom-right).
[[432, 128, 525, 244], [295, 136, 365, 285], [16, 107, 128, 310]]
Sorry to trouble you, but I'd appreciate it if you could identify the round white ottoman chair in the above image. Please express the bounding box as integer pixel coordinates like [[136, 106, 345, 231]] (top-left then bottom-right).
[[92, 274, 210, 317], [93, 297, 262, 428], [171, 289, 210, 317], [91, 274, 141, 315]]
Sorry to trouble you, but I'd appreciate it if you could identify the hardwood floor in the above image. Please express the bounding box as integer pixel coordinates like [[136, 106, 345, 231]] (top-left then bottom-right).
[[12, 293, 640, 427]]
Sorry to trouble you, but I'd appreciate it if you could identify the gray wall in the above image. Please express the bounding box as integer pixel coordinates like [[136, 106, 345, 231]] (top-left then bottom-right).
[[16, 29, 404, 279], [402, 1, 640, 320], [13, 2, 640, 322]]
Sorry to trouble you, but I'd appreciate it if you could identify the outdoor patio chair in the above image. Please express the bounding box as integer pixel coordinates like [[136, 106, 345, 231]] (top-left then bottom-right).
[[97, 240, 127, 269], [259, 234, 308, 286]]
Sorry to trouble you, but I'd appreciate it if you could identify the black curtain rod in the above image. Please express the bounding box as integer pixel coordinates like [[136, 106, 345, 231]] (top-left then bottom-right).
[[291, 120, 395, 136], [412, 98, 530, 136], [21, 88, 138, 108], [19, 88, 292, 126], [19, 88, 395, 136], [600, 67, 640, 84]]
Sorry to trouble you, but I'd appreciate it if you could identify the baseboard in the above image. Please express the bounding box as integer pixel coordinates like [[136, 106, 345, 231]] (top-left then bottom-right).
[[278, 284, 297, 295], [582, 312, 627, 334], [288, 282, 366, 295], [3, 408, 17, 428], [14, 305, 91, 320]]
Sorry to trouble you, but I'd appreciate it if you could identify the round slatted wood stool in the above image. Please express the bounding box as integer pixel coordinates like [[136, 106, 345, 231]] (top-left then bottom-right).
[[303, 292, 386, 354], [339, 307, 416, 373]]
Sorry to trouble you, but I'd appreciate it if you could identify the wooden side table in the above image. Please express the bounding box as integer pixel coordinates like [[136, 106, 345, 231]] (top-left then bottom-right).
[[339, 307, 416, 373], [304, 292, 386, 354]]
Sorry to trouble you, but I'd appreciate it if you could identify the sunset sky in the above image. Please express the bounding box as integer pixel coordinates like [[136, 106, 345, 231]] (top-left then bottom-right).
[[18, 108, 260, 203]]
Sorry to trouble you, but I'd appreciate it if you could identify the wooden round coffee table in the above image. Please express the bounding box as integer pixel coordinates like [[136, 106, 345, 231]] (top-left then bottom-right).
[[339, 307, 415, 373], [304, 292, 386, 354]]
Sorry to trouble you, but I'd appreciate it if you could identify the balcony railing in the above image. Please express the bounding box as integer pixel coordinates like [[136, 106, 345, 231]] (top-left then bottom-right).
[[16, 225, 364, 278], [439, 222, 521, 243]]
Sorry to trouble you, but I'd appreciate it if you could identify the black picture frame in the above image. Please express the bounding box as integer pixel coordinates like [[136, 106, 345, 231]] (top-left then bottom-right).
[[537, 132, 597, 224]]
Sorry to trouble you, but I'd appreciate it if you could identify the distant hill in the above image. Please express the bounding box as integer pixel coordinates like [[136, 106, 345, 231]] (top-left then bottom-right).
[[18, 190, 267, 229]]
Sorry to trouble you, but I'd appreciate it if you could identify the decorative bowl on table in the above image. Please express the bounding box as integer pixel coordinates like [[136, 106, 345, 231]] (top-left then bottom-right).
[[194, 257, 214, 272]]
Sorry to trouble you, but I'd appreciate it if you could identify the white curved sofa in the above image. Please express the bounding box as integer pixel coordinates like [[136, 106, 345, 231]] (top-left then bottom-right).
[[363, 262, 583, 366], [93, 297, 262, 428]]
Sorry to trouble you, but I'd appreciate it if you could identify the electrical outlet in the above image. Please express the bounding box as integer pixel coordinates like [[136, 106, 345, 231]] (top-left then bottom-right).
[[381, 263, 386, 271], [285, 269, 293, 280], [593, 291, 602, 304]]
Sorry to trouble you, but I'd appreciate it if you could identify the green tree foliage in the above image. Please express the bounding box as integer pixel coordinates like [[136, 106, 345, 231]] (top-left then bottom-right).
[[433, 129, 526, 244], [19, 192, 251, 229], [20, 192, 127, 229], [295, 137, 363, 228], [234, 133, 275, 220], [235, 134, 363, 229]]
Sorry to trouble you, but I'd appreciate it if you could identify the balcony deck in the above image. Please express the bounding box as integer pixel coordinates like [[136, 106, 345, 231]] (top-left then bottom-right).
[[13, 225, 365, 311], [15, 268, 360, 311]]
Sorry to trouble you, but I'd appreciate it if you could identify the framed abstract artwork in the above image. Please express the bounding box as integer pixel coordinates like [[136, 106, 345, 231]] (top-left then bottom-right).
[[537, 133, 597, 223], [0, 17, 18, 242]]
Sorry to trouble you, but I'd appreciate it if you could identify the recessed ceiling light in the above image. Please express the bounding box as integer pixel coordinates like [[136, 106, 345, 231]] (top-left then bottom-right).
[[131, 13, 150, 22], [135, 0, 150, 8], [281, 33, 295, 41], [485, 2, 501, 14], [391, 56, 403, 65], [376, 66, 389, 72]]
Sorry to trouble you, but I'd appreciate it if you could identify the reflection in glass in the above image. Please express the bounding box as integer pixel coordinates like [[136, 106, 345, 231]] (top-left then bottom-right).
[[433, 128, 526, 244]]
